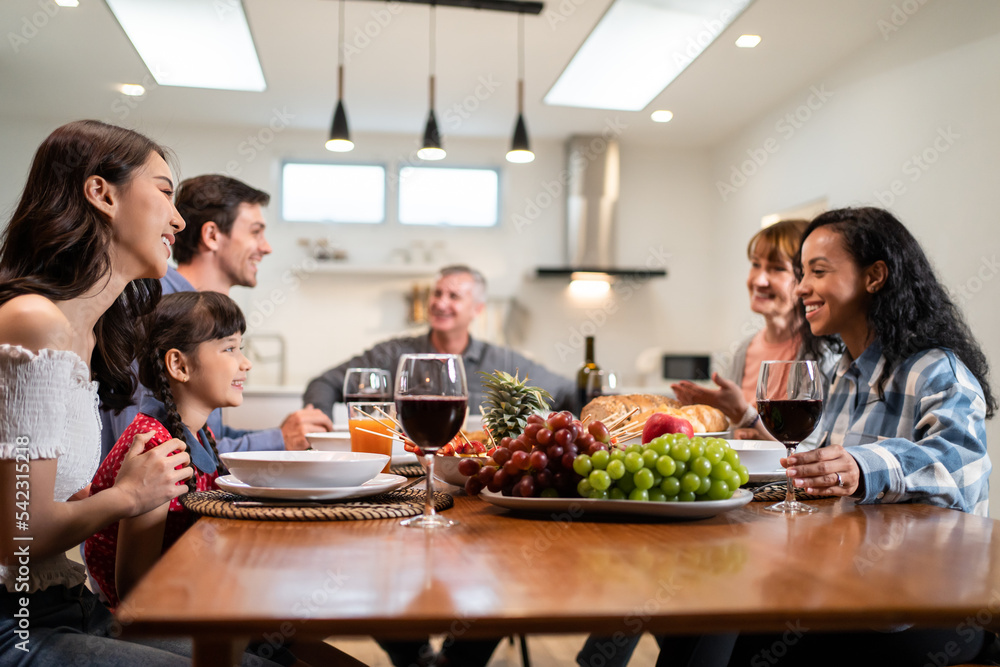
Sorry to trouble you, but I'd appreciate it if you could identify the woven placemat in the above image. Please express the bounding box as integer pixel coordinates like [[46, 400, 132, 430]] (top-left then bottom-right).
[[390, 463, 424, 478], [181, 489, 453, 521], [751, 482, 825, 502]]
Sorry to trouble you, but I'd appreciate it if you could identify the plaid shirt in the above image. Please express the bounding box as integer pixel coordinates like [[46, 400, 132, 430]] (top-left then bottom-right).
[[811, 342, 990, 516]]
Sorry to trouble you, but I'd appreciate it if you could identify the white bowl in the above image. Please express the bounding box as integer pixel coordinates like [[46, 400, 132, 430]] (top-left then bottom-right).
[[220, 450, 389, 489], [423, 454, 492, 487], [305, 432, 352, 452], [727, 440, 785, 474]]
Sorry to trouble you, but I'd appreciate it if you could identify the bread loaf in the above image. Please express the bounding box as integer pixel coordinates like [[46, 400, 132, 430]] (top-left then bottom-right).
[[582, 395, 729, 434]]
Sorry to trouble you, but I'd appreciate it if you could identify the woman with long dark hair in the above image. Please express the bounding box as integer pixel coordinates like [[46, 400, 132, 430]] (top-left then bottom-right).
[[0, 120, 195, 665], [722, 206, 994, 666]]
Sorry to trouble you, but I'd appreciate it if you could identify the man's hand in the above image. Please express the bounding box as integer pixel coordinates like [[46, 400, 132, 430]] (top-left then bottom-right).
[[281, 404, 334, 450], [670, 372, 746, 423]]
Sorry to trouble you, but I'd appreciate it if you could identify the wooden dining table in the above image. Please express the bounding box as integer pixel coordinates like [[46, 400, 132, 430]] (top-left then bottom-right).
[[118, 491, 1000, 666]]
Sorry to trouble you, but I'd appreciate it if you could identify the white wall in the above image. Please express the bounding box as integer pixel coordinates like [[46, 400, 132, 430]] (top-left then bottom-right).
[[706, 0, 1000, 513]]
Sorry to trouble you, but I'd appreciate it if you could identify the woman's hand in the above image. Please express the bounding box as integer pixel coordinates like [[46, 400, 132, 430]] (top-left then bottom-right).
[[671, 373, 747, 422], [112, 431, 193, 516], [784, 445, 860, 496]]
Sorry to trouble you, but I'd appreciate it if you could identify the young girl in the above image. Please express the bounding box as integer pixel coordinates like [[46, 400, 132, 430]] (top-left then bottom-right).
[[0, 120, 193, 666], [85, 291, 249, 607]]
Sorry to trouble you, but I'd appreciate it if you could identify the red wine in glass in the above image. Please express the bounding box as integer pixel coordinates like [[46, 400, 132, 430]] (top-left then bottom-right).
[[394, 354, 468, 528], [396, 396, 467, 453], [756, 360, 824, 514], [756, 399, 823, 448]]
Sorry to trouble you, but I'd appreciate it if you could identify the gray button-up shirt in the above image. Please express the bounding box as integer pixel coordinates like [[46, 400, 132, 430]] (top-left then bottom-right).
[[302, 332, 576, 420]]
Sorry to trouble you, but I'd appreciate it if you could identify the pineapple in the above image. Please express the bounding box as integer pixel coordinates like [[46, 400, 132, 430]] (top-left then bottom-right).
[[479, 370, 553, 442]]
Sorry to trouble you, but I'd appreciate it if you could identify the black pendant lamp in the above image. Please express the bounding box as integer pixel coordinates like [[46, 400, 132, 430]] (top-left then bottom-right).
[[418, 5, 446, 160], [326, 0, 354, 152], [506, 12, 534, 163]]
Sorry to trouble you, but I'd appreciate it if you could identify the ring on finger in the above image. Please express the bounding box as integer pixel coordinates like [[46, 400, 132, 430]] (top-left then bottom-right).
[[836, 472, 845, 487]]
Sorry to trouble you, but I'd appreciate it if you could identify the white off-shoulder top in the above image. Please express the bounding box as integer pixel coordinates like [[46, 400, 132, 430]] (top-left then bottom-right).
[[0, 344, 101, 593]]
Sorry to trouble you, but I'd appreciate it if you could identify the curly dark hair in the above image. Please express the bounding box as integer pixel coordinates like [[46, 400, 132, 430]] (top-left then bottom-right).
[[798, 207, 995, 418], [138, 291, 246, 489], [172, 174, 269, 265], [0, 120, 167, 411]]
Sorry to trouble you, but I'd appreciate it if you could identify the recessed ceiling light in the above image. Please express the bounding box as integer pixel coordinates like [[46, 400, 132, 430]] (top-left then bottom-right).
[[105, 0, 266, 92], [119, 84, 145, 97], [545, 0, 754, 111], [55, 0, 79, 6], [736, 34, 762, 48], [651, 110, 674, 123]]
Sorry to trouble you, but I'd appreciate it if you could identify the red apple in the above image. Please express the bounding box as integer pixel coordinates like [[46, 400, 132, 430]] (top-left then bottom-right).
[[641, 413, 695, 443]]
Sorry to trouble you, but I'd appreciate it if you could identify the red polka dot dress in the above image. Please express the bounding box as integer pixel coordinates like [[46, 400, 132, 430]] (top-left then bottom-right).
[[84, 413, 220, 609]]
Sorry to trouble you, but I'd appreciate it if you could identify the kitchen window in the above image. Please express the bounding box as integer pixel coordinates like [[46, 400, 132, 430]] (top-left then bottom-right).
[[281, 162, 386, 223], [397, 166, 499, 227]]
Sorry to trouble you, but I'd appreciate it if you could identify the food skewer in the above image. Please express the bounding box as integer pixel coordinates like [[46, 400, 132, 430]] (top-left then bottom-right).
[[603, 407, 640, 434], [354, 426, 416, 449], [366, 403, 406, 432]]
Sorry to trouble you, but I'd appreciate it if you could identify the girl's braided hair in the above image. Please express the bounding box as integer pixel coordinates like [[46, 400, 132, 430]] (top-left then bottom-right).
[[137, 291, 247, 491]]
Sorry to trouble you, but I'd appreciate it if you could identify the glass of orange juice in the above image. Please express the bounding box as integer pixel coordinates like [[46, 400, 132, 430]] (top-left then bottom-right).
[[347, 402, 396, 474]]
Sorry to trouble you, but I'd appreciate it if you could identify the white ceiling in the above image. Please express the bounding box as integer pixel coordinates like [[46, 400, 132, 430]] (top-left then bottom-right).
[[1, 0, 906, 147]]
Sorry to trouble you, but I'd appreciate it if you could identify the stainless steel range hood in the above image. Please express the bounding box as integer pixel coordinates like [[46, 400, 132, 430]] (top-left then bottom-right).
[[536, 135, 667, 280]]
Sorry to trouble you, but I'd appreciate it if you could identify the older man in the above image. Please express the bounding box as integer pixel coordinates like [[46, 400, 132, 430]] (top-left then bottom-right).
[[303, 265, 575, 417], [100, 175, 332, 458]]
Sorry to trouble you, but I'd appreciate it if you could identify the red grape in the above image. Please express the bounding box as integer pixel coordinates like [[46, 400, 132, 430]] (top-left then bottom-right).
[[587, 441, 606, 456], [529, 450, 548, 470], [492, 448, 511, 466], [503, 460, 520, 476], [464, 477, 484, 495], [516, 476, 536, 497], [588, 421, 610, 443], [535, 469, 554, 489], [491, 469, 509, 492], [547, 444, 564, 460], [511, 450, 530, 471], [458, 458, 482, 476], [527, 414, 544, 425], [547, 412, 571, 431], [561, 453, 576, 470], [536, 428, 553, 445], [477, 465, 496, 485], [524, 423, 541, 439], [554, 428, 573, 447], [577, 433, 596, 450], [500, 436, 513, 448]]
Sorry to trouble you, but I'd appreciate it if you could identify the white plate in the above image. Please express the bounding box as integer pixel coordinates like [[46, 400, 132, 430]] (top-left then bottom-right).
[[216, 473, 407, 501], [221, 450, 389, 488], [479, 488, 753, 520]]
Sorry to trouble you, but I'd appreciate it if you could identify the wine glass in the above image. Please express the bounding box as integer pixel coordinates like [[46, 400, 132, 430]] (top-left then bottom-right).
[[394, 354, 468, 528], [756, 360, 824, 514], [584, 369, 617, 404], [343, 367, 392, 403]]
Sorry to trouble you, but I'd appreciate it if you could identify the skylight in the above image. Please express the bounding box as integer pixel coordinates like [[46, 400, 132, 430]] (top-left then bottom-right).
[[545, 0, 754, 111], [105, 0, 266, 92]]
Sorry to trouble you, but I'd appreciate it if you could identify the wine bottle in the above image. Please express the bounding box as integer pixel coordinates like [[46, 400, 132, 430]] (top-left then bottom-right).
[[576, 336, 600, 413]]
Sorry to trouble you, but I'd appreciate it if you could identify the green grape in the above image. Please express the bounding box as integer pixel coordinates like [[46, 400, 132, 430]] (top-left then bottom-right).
[[690, 436, 705, 448], [674, 460, 688, 477], [625, 443, 643, 454], [540, 487, 560, 498], [688, 440, 705, 459], [634, 468, 655, 491], [710, 461, 734, 481], [591, 449, 610, 470], [577, 478, 593, 497], [724, 449, 741, 467], [678, 490, 697, 502], [610, 449, 626, 462], [680, 472, 701, 493], [606, 459, 626, 480], [710, 437, 730, 449], [649, 488, 667, 502], [609, 487, 627, 500], [660, 476, 681, 496], [691, 456, 712, 478], [589, 469, 612, 491], [664, 495, 679, 502], [641, 449, 659, 469], [705, 443, 725, 465], [572, 454, 593, 476], [617, 473, 637, 494], [588, 488, 610, 500], [707, 479, 731, 501], [726, 471, 743, 492], [737, 465, 750, 485], [628, 488, 649, 501], [697, 475, 712, 495], [670, 442, 691, 462], [652, 473, 663, 486], [624, 452, 644, 474], [648, 437, 669, 455], [655, 455, 677, 477]]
